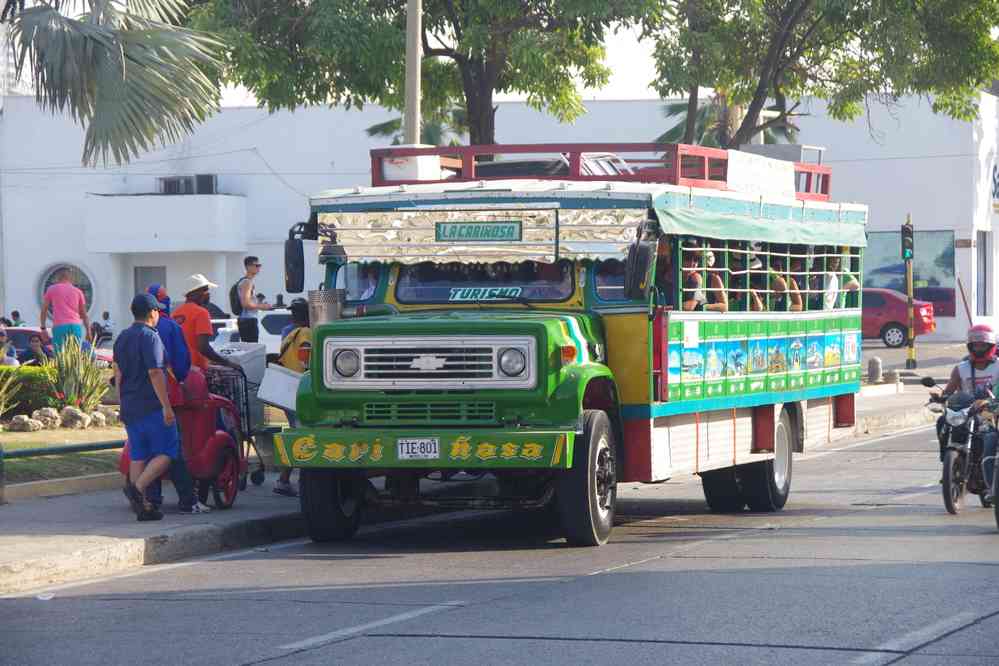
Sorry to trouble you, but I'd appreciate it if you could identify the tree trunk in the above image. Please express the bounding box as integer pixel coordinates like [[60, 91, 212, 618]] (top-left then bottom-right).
[[729, 0, 812, 147], [682, 84, 698, 144], [461, 59, 497, 145]]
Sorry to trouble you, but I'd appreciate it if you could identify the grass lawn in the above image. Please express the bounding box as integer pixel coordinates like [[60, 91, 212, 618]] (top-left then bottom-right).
[[1, 426, 125, 484]]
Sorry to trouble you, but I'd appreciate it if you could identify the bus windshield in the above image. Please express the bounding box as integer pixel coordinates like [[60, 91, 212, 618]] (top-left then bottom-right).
[[396, 260, 574, 304]]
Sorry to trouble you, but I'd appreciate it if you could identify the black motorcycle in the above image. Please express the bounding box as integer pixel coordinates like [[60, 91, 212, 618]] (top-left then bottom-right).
[[924, 377, 995, 514]]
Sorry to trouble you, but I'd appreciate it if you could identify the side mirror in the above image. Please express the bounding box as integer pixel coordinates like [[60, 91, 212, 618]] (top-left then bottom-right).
[[920, 376, 937, 388], [285, 238, 305, 294], [625, 239, 656, 301]]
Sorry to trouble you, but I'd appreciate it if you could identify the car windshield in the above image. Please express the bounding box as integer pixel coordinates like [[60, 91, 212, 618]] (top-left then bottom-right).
[[396, 260, 574, 303]]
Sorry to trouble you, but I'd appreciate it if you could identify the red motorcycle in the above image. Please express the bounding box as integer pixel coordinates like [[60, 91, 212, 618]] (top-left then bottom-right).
[[118, 367, 264, 508]]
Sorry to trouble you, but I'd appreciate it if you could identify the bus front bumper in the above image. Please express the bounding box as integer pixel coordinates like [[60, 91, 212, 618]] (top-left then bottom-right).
[[274, 428, 576, 469]]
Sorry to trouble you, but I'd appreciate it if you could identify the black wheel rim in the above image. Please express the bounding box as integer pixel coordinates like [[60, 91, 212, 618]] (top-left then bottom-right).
[[594, 437, 616, 516]]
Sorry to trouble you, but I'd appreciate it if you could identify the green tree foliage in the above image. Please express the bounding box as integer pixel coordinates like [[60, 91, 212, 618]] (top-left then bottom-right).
[[646, 0, 999, 148], [4, 0, 223, 165], [192, 0, 647, 144]]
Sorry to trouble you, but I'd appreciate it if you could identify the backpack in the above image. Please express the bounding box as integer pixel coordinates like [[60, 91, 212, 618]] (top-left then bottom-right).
[[229, 277, 247, 316]]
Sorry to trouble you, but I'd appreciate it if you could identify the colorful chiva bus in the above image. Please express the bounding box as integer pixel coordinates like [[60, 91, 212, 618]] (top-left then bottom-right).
[[277, 143, 866, 546]]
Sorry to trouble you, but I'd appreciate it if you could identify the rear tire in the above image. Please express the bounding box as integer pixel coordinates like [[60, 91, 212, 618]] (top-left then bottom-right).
[[882, 324, 907, 348], [741, 409, 793, 512], [555, 410, 617, 546], [942, 449, 966, 515], [701, 468, 745, 512], [301, 469, 363, 542]]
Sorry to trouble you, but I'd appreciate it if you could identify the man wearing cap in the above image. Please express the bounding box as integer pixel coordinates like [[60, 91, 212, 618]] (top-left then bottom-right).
[[115, 294, 177, 521], [143, 284, 211, 515], [173, 274, 238, 371]]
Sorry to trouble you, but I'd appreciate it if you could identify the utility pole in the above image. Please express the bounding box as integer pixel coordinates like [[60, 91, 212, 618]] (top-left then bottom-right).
[[901, 214, 916, 369], [403, 0, 422, 145]]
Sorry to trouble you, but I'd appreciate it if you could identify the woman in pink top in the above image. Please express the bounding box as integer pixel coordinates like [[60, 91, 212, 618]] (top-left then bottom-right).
[[41, 267, 91, 350]]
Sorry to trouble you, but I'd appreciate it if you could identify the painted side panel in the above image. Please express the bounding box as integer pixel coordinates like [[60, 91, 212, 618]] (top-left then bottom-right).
[[604, 312, 651, 405], [622, 418, 653, 482]]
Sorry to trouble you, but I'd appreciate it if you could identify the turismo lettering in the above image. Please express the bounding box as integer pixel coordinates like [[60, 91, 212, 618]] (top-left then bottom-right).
[[449, 287, 523, 302]]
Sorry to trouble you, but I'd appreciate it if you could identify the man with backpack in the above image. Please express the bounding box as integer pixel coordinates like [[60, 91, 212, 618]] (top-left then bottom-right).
[[230, 256, 273, 343]]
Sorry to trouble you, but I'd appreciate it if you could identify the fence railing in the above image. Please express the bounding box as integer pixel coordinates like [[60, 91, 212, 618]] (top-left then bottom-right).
[[0, 440, 124, 505]]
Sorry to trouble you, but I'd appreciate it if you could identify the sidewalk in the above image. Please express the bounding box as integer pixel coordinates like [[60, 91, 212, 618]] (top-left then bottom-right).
[[0, 389, 939, 597], [0, 474, 304, 595]]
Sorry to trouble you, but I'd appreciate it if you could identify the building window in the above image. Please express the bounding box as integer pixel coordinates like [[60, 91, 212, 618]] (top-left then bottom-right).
[[159, 176, 194, 194], [40, 263, 94, 312], [978, 230, 991, 317], [134, 266, 166, 296], [158, 174, 217, 195]]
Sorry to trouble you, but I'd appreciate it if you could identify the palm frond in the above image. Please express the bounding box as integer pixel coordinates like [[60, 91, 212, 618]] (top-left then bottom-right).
[[365, 117, 403, 138], [11, 2, 222, 165]]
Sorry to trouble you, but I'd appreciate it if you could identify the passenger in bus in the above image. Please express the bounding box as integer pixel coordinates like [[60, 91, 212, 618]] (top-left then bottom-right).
[[681, 239, 727, 312], [814, 246, 860, 310], [768, 245, 803, 311], [653, 240, 676, 308], [728, 250, 764, 311]]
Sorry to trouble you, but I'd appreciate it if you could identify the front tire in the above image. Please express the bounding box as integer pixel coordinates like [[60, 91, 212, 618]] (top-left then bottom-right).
[[741, 409, 794, 511], [942, 449, 966, 515], [301, 469, 363, 542], [882, 324, 907, 348], [701, 468, 745, 512], [555, 410, 617, 546]]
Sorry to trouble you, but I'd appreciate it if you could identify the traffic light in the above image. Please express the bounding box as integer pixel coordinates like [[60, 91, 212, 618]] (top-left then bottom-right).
[[901, 222, 914, 260]]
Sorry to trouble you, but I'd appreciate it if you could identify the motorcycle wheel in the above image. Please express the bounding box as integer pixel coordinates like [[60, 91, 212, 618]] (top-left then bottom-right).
[[942, 449, 966, 515]]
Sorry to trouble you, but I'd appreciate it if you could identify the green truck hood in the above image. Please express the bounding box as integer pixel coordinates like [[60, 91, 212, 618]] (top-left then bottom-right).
[[296, 309, 606, 429]]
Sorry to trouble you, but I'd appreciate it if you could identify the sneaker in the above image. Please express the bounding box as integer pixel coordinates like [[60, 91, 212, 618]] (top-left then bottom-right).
[[273, 480, 298, 497], [179, 502, 212, 515]]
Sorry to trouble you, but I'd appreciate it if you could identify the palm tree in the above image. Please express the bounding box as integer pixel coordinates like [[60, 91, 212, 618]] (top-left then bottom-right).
[[3, 0, 222, 165], [655, 94, 798, 147], [366, 108, 468, 146]]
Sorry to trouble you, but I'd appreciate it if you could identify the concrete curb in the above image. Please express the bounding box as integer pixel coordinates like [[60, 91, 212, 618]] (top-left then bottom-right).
[[0, 511, 305, 596], [855, 406, 936, 436]]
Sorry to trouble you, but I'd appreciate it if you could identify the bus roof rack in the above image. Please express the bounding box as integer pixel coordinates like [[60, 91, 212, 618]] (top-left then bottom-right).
[[370, 143, 831, 202]]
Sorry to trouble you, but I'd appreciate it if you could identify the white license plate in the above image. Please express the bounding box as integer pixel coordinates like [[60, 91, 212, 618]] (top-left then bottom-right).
[[397, 438, 440, 460]]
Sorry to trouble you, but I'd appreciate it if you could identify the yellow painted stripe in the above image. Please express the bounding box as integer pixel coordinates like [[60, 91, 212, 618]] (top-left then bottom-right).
[[273, 435, 291, 466], [551, 434, 565, 466]]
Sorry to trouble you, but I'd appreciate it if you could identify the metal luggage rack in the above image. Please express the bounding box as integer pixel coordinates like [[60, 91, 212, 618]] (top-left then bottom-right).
[[204, 365, 257, 437]]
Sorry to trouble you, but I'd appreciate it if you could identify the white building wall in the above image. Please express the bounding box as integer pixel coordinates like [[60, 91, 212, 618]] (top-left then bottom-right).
[[795, 95, 989, 341]]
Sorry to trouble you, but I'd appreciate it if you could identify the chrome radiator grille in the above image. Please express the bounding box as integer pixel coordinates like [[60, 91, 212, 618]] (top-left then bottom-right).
[[364, 402, 496, 424], [323, 335, 537, 390], [363, 346, 494, 380]]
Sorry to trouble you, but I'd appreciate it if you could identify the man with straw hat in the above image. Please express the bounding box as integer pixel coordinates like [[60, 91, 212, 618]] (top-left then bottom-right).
[[172, 274, 239, 371]]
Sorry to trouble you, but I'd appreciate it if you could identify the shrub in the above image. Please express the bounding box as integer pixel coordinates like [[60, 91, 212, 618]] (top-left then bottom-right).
[[0, 369, 18, 417], [0, 365, 56, 418], [47, 337, 109, 413]]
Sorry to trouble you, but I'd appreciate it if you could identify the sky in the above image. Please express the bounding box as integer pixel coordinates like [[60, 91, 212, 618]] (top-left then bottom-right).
[[220, 25, 661, 108]]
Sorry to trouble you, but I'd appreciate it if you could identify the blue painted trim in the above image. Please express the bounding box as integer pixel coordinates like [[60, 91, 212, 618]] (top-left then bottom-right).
[[312, 196, 651, 213], [620, 382, 860, 419]]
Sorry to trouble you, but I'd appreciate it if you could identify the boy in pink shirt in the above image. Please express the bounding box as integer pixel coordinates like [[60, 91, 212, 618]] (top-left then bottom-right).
[[41, 267, 90, 350]]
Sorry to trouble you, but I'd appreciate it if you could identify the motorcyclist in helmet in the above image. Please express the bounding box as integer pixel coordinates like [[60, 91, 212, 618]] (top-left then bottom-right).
[[934, 324, 999, 498]]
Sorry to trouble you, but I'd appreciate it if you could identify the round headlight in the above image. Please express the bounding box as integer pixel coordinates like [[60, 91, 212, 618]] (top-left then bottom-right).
[[334, 349, 360, 377], [498, 348, 527, 377]]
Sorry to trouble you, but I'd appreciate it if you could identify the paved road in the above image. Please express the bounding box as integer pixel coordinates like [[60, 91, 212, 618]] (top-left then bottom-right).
[[5, 425, 999, 665]]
